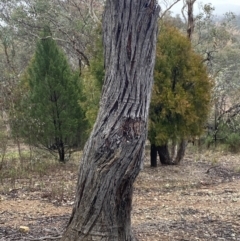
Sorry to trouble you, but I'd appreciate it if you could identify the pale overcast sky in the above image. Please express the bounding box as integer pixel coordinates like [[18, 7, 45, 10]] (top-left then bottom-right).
[[159, 0, 240, 16]]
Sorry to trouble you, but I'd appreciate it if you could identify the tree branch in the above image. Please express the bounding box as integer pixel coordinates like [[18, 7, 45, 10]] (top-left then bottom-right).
[[89, 0, 101, 24], [160, 0, 181, 19]]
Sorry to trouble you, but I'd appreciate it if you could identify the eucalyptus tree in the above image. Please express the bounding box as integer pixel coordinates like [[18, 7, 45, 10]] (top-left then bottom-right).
[[191, 4, 240, 146], [61, 0, 160, 240], [158, 0, 181, 18], [0, 0, 104, 70], [206, 42, 240, 147]]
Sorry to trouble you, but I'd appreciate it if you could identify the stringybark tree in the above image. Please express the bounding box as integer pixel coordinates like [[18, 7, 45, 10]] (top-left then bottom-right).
[[61, 1, 160, 241]]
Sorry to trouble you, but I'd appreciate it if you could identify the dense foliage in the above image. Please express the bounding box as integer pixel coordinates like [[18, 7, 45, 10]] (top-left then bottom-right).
[[1, 1, 240, 158], [149, 24, 212, 147], [80, 27, 104, 128], [10, 28, 88, 162]]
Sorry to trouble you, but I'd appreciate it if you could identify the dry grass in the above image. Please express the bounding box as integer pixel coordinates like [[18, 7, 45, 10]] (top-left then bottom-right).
[[1, 144, 240, 240]]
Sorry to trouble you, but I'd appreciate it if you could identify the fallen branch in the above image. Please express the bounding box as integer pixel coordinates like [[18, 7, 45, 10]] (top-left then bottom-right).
[[206, 165, 221, 174]]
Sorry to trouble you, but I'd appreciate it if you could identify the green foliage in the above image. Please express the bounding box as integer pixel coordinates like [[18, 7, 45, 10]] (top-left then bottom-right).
[[81, 74, 101, 129], [89, 28, 105, 90], [208, 114, 240, 150], [226, 133, 240, 153], [10, 28, 88, 162], [204, 135, 214, 148], [81, 26, 104, 128], [193, 4, 236, 69], [149, 24, 212, 146]]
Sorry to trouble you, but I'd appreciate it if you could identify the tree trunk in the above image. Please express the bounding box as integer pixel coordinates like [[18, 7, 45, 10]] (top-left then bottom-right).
[[186, 0, 196, 40], [157, 140, 187, 165], [58, 141, 65, 163], [61, 1, 159, 241], [157, 144, 171, 165], [174, 139, 187, 164], [150, 144, 158, 167]]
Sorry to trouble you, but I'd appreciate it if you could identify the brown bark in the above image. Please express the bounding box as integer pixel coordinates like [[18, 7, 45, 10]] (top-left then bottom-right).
[[61, 1, 160, 240], [174, 140, 188, 164], [186, 0, 196, 40]]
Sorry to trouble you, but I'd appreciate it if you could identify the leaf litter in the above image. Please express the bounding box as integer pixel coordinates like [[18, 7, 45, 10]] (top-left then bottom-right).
[[1, 148, 240, 240]]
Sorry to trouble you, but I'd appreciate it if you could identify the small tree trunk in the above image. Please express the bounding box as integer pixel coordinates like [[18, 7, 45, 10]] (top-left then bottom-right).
[[157, 144, 171, 165], [55, 138, 65, 162], [157, 140, 187, 165], [61, 1, 159, 240], [186, 0, 196, 40], [58, 144, 65, 163], [173, 139, 187, 164], [150, 144, 158, 167]]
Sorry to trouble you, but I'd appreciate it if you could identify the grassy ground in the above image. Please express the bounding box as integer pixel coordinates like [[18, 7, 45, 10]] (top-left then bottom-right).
[[1, 144, 240, 240]]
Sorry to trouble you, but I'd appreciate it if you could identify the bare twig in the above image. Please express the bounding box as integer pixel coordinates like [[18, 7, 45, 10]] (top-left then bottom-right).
[[89, 0, 101, 24], [25, 236, 62, 241], [181, 1, 187, 23], [160, 0, 181, 19]]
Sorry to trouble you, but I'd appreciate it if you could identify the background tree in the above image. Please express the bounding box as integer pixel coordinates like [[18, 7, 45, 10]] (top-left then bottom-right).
[[149, 24, 212, 166], [80, 26, 104, 128], [0, 0, 104, 72], [160, 4, 240, 151], [0, 0, 105, 152], [158, 0, 181, 19], [182, 0, 196, 40], [206, 43, 240, 148], [10, 28, 88, 162], [61, 0, 160, 240], [190, 5, 240, 148]]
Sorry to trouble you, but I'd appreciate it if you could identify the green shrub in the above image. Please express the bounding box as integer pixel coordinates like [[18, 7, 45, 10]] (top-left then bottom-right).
[[226, 133, 240, 152]]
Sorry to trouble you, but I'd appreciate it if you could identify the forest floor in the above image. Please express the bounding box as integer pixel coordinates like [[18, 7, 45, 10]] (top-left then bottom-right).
[[1, 146, 240, 241]]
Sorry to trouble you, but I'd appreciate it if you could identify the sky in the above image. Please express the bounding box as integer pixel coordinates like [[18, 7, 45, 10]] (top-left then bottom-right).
[[159, 0, 240, 16]]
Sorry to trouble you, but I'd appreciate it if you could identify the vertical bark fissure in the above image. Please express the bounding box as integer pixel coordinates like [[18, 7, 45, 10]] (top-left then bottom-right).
[[61, 1, 159, 240]]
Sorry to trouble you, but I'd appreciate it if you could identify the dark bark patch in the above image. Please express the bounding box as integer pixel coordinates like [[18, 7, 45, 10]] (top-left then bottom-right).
[[127, 33, 132, 60], [122, 118, 143, 142]]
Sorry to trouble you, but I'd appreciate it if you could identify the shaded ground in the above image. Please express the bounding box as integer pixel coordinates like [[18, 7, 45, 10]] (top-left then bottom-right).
[[1, 148, 240, 240]]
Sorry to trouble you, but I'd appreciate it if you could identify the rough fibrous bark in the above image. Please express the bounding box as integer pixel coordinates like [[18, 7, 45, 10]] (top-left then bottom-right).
[[61, 1, 160, 240]]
